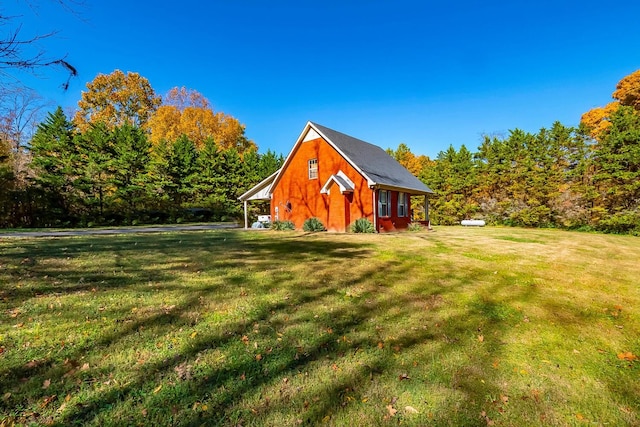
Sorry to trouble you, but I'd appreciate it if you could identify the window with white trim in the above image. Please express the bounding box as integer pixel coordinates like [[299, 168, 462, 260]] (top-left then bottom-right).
[[398, 192, 408, 217], [378, 190, 391, 217], [308, 158, 318, 179]]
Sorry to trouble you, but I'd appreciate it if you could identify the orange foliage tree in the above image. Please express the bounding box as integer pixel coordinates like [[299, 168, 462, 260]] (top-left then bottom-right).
[[147, 87, 256, 153], [581, 69, 640, 140], [74, 70, 161, 132]]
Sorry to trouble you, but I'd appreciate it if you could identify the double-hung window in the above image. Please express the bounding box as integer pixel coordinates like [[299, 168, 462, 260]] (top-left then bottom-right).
[[378, 190, 391, 217], [398, 192, 408, 217], [308, 158, 318, 180]]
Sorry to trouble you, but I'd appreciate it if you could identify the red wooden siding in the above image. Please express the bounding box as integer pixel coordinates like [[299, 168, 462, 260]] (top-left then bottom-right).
[[376, 190, 412, 232], [270, 137, 373, 232]]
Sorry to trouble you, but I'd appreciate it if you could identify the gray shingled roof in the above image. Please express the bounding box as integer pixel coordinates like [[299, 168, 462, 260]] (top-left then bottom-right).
[[311, 122, 434, 194]]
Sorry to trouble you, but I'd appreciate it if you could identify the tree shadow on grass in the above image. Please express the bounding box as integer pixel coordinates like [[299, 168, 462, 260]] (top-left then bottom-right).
[[2, 231, 634, 426], [67, 259, 533, 424], [0, 231, 375, 423]]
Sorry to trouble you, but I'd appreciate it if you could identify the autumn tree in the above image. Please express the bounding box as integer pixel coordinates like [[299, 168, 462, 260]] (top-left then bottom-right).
[[74, 70, 161, 132], [147, 86, 256, 153], [387, 143, 430, 176], [581, 69, 640, 140]]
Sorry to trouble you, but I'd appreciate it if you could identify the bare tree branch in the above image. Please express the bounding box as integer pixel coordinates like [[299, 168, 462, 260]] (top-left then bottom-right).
[[0, 1, 82, 89]]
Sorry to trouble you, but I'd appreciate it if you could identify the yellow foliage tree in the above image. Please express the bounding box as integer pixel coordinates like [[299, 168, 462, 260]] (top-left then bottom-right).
[[612, 69, 640, 110], [581, 69, 640, 140], [147, 87, 256, 153], [580, 102, 619, 140], [74, 70, 161, 132]]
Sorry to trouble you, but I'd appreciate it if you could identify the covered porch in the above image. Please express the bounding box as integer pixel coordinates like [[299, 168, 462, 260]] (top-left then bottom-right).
[[237, 169, 280, 229]]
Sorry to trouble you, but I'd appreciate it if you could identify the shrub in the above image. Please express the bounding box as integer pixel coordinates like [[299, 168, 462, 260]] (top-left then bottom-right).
[[271, 220, 295, 231], [302, 217, 326, 232], [407, 222, 423, 232], [350, 218, 375, 233]]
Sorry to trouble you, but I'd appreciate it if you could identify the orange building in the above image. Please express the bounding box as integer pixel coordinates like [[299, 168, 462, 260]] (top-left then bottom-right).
[[240, 122, 433, 232]]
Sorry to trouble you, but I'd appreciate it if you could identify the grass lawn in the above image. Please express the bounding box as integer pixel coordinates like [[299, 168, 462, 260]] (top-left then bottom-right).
[[0, 227, 638, 426]]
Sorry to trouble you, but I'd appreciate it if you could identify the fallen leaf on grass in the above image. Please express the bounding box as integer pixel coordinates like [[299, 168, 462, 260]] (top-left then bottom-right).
[[617, 351, 638, 361], [480, 410, 495, 426], [405, 406, 419, 414], [386, 404, 397, 417], [478, 335, 484, 342], [42, 379, 51, 389], [153, 384, 162, 394], [25, 360, 41, 369], [398, 373, 411, 381]]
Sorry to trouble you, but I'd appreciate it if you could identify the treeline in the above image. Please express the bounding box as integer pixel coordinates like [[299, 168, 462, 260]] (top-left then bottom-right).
[[388, 70, 640, 235], [0, 71, 283, 228], [0, 106, 282, 228]]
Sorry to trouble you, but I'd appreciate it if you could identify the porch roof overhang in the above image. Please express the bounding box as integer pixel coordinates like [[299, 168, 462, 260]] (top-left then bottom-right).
[[238, 169, 280, 202], [371, 183, 434, 196]]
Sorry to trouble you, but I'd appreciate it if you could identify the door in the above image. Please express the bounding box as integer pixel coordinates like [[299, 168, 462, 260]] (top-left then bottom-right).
[[327, 182, 347, 232]]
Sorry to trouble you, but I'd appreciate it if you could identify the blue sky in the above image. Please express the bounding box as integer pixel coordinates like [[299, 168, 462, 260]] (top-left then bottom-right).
[[7, 0, 640, 158]]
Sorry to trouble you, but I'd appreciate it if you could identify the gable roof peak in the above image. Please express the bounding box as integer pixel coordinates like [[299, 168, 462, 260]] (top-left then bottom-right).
[[307, 122, 434, 195]]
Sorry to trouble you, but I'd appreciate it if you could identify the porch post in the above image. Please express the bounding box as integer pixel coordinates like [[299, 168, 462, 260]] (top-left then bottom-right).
[[372, 188, 377, 232], [243, 200, 248, 229], [424, 195, 431, 228]]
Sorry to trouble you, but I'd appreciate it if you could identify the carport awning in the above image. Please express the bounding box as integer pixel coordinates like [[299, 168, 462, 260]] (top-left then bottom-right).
[[238, 169, 280, 202]]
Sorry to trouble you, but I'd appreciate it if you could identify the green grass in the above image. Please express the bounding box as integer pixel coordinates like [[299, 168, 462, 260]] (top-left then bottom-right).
[[0, 227, 638, 426]]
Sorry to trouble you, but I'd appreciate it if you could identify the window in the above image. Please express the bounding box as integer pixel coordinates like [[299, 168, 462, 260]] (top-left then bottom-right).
[[398, 192, 408, 217], [308, 158, 318, 179], [378, 190, 391, 217]]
